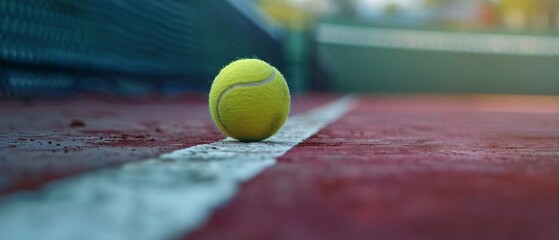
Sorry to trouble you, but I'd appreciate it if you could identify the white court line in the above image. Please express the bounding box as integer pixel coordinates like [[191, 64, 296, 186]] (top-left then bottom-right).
[[0, 95, 355, 240], [316, 23, 559, 56]]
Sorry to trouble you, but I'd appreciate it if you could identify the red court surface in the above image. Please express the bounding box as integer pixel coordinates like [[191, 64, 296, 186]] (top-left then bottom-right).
[[187, 95, 559, 240], [0, 94, 336, 195], [1, 94, 559, 239]]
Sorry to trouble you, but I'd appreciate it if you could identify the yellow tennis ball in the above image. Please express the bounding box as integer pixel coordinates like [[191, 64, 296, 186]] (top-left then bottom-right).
[[209, 58, 290, 142]]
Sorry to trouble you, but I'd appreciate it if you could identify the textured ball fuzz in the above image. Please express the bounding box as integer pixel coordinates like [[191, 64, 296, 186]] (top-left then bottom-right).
[[209, 59, 290, 142]]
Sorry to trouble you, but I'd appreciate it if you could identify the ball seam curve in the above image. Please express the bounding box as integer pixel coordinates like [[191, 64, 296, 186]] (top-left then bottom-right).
[[216, 66, 277, 140]]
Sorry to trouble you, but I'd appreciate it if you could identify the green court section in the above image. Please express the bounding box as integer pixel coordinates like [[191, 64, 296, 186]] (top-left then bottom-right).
[[316, 24, 559, 95]]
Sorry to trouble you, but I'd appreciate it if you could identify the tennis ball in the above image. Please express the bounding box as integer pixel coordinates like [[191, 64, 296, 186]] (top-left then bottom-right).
[[209, 58, 290, 142]]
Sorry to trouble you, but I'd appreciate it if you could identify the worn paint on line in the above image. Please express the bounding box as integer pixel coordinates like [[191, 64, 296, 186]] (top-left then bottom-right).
[[0, 96, 355, 240]]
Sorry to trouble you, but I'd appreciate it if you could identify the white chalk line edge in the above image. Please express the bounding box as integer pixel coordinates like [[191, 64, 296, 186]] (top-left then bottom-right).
[[0, 95, 356, 240]]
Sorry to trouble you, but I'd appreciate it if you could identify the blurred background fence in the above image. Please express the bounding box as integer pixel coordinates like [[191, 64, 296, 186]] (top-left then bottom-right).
[[0, 0, 284, 98], [1, 0, 558, 99]]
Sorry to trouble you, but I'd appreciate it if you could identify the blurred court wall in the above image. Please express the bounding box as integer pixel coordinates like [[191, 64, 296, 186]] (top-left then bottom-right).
[[314, 21, 559, 95]]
